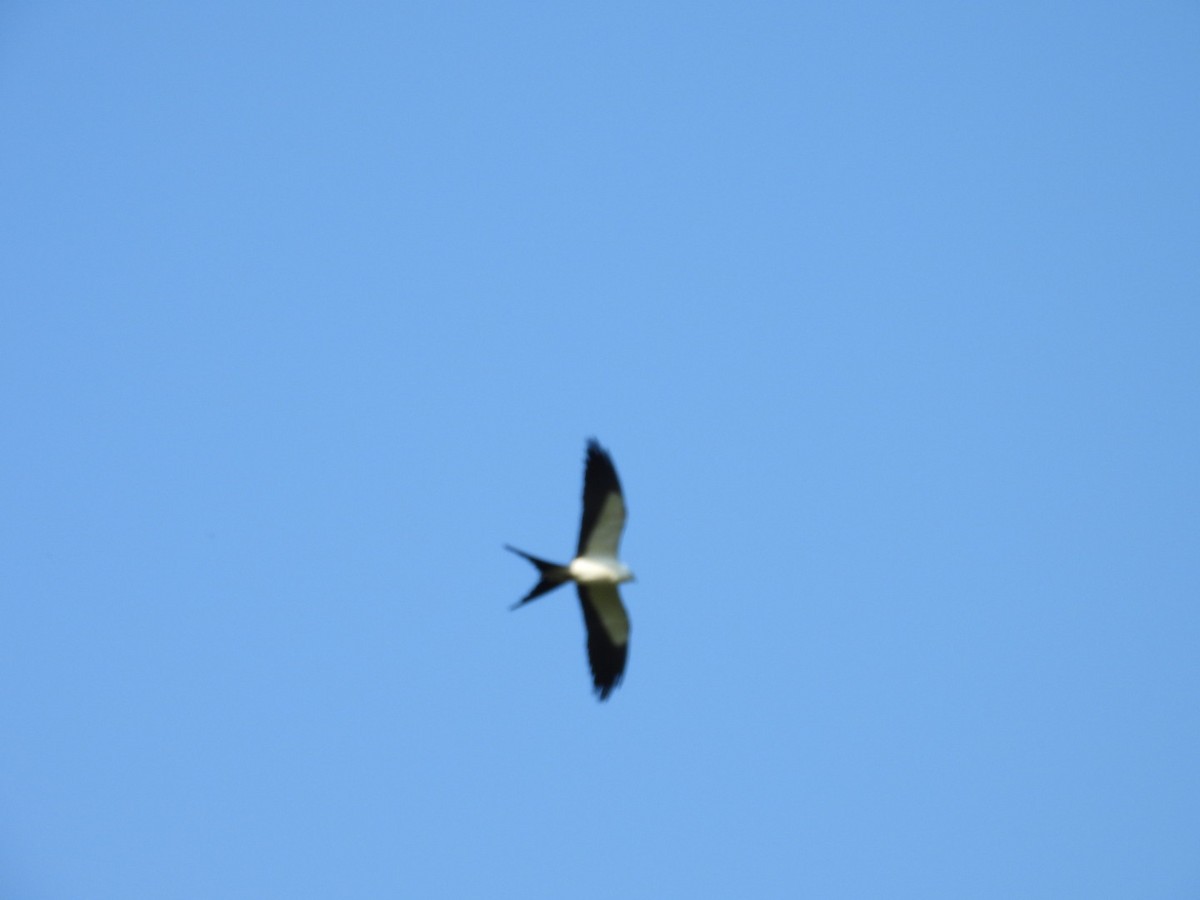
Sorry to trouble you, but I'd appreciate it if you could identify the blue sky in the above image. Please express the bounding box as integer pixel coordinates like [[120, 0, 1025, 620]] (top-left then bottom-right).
[[2, 2, 1198, 897]]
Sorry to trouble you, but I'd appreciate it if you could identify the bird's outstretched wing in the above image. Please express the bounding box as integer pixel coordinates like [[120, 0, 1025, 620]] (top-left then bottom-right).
[[576, 583, 629, 700], [578, 439, 626, 558]]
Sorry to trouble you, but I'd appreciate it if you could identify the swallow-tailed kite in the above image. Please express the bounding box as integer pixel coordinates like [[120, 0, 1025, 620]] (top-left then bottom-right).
[[507, 439, 635, 700]]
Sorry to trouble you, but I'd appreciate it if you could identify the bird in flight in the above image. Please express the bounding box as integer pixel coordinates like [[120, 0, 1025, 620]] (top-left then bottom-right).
[[507, 439, 635, 700]]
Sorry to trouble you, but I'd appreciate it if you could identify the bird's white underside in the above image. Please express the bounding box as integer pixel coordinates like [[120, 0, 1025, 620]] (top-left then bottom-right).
[[568, 555, 634, 584]]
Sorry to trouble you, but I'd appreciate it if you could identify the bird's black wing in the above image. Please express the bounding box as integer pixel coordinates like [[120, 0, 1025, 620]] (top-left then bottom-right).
[[578, 439, 626, 558], [577, 582, 630, 700]]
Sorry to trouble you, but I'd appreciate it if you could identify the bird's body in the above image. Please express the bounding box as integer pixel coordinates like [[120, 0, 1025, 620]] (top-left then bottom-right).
[[507, 439, 635, 700], [567, 556, 633, 585]]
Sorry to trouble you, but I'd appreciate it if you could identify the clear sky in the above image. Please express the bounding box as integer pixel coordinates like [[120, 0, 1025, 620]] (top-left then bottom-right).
[[2, 3, 1198, 898]]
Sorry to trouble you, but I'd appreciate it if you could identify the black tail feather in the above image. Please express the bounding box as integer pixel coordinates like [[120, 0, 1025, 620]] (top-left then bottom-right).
[[505, 545, 569, 608]]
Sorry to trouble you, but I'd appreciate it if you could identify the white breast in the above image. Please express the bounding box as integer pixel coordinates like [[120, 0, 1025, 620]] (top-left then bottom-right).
[[568, 556, 633, 584]]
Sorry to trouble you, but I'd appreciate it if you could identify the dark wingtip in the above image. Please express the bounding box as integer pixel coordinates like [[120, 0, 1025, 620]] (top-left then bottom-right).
[[593, 680, 621, 701], [584, 438, 615, 470]]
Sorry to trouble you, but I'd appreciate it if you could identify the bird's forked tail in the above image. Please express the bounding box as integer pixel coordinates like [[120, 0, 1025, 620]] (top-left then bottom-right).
[[505, 545, 570, 609]]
